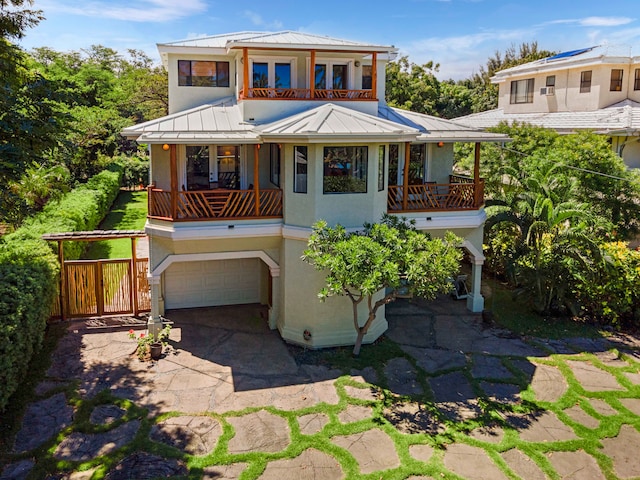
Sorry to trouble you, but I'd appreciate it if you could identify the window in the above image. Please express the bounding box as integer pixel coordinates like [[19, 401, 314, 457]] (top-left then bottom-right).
[[546, 75, 556, 87], [270, 144, 280, 187], [510, 78, 535, 104], [216, 146, 240, 189], [294, 146, 307, 193], [251, 60, 293, 90], [186, 146, 210, 190], [332, 64, 348, 89], [388, 144, 399, 186], [408, 144, 426, 185], [314, 62, 348, 90], [580, 71, 592, 93], [323, 146, 368, 194], [275, 63, 291, 88], [253, 62, 269, 88], [378, 145, 385, 191], [635, 69, 640, 90], [610, 69, 623, 91], [362, 65, 372, 90], [178, 60, 229, 87]]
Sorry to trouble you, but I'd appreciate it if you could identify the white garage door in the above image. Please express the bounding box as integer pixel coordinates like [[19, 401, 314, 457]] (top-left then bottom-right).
[[164, 258, 261, 309]]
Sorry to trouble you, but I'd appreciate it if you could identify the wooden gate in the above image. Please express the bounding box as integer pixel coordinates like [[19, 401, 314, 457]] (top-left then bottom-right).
[[44, 231, 150, 320]]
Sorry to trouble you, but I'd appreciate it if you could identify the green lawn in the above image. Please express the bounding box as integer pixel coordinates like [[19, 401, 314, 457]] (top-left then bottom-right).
[[83, 190, 147, 260]]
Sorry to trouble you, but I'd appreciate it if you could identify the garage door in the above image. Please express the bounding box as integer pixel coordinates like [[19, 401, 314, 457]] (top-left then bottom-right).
[[164, 258, 261, 309]]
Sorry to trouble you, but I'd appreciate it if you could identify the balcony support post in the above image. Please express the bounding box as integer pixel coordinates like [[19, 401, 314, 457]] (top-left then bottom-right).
[[402, 142, 410, 211], [243, 47, 249, 98], [169, 144, 177, 220], [473, 142, 481, 207], [310, 49, 316, 99], [371, 52, 377, 100], [254, 144, 261, 216]]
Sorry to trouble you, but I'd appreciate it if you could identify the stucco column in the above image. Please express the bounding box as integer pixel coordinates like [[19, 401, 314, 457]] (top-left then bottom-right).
[[147, 274, 163, 338], [466, 259, 485, 312], [269, 271, 281, 330]]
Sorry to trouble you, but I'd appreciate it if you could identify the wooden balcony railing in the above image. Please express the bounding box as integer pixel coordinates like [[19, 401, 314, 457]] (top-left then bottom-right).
[[148, 188, 283, 221], [387, 178, 484, 213], [243, 88, 374, 101]]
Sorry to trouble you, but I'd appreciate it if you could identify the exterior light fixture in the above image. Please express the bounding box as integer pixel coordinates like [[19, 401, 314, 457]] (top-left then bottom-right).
[[437, 141, 445, 148], [355, 61, 361, 67], [162, 144, 170, 151]]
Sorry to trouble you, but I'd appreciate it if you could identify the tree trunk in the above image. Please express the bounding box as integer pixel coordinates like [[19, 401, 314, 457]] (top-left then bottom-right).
[[353, 330, 365, 356]]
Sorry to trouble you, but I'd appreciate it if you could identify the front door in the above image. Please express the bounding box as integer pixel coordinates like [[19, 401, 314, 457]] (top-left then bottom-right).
[[186, 146, 210, 190]]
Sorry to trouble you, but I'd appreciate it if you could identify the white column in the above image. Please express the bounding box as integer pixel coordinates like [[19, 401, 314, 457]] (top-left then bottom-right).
[[466, 259, 485, 312], [268, 271, 280, 330], [147, 274, 163, 338]]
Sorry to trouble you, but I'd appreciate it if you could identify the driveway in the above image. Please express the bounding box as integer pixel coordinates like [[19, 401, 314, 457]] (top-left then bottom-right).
[[3, 298, 640, 479]]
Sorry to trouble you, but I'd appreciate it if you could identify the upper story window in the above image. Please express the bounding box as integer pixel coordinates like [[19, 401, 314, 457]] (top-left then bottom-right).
[[510, 78, 534, 104], [362, 65, 372, 90], [294, 146, 307, 194], [178, 60, 229, 87], [580, 70, 592, 93], [323, 146, 368, 194], [378, 145, 385, 191], [635, 69, 640, 90], [546, 75, 555, 87], [251, 59, 293, 89], [314, 62, 349, 90], [610, 69, 623, 91]]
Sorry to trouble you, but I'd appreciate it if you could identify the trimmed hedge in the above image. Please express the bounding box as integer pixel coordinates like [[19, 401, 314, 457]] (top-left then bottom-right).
[[0, 164, 123, 411]]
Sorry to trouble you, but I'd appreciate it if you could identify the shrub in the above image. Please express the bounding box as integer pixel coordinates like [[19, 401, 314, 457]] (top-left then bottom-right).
[[118, 155, 149, 190], [0, 163, 123, 411]]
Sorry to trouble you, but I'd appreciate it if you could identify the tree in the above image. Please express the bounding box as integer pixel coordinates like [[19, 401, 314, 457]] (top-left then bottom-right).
[[385, 56, 441, 115], [303, 215, 462, 355]]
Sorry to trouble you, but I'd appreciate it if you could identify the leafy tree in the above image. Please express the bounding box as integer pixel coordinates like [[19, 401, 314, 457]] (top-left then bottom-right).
[[385, 56, 441, 115], [303, 215, 462, 355]]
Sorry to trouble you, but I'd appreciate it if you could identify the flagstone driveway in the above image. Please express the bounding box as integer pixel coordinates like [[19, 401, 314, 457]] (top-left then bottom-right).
[[2, 298, 640, 479]]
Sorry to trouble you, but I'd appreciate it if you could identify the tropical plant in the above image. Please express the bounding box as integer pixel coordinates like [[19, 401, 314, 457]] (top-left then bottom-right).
[[303, 215, 462, 355]]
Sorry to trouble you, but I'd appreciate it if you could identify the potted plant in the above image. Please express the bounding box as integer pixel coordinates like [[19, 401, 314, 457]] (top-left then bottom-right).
[[128, 323, 172, 361]]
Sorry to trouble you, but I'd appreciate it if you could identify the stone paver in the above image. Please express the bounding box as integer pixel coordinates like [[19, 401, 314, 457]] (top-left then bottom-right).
[[429, 371, 476, 403], [384, 357, 423, 395], [601, 425, 640, 479], [566, 360, 625, 391], [258, 448, 343, 480], [588, 399, 619, 416], [409, 443, 434, 462], [546, 450, 605, 479], [13, 392, 73, 452], [202, 463, 248, 480], [54, 420, 140, 461], [105, 452, 188, 479], [480, 381, 521, 403], [227, 410, 290, 454], [401, 345, 466, 373], [471, 355, 513, 379], [623, 371, 640, 384], [530, 364, 568, 402], [298, 413, 329, 435], [507, 411, 578, 442], [443, 443, 509, 480], [344, 384, 378, 401], [90, 404, 126, 425], [564, 405, 600, 429], [0, 460, 34, 480], [501, 448, 546, 480], [332, 428, 400, 474], [338, 404, 373, 423], [619, 398, 640, 416], [384, 402, 446, 435], [150, 415, 222, 455]]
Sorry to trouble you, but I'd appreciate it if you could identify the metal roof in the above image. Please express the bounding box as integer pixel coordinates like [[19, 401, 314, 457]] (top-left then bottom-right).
[[121, 97, 260, 144], [258, 103, 419, 141], [379, 106, 510, 142], [455, 100, 640, 134]]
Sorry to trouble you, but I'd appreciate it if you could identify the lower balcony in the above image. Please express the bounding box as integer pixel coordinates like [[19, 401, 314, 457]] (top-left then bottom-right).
[[387, 175, 484, 212], [148, 188, 283, 221]]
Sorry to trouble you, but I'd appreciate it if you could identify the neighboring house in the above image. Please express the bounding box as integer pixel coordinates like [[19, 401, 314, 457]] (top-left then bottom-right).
[[456, 45, 640, 169], [122, 31, 508, 349]]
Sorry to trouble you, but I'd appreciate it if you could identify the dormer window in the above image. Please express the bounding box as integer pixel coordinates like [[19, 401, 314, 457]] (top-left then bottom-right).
[[178, 60, 229, 87]]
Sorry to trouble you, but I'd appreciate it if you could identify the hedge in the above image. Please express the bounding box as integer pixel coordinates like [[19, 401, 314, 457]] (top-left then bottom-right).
[[0, 163, 123, 411]]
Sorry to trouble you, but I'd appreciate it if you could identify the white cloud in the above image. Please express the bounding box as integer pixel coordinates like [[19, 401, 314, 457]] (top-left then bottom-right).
[[543, 16, 634, 28], [242, 10, 283, 30], [38, 0, 207, 23]]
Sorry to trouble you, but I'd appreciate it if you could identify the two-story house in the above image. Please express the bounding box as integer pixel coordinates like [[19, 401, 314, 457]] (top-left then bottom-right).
[[456, 45, 640, 169], [122, 31, 508, 349]]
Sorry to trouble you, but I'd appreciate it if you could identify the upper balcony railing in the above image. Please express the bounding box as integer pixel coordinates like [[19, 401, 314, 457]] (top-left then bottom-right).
[[242, 88, 374, 101], [387, 175, 484, 213], [148, 187, 283, 222]]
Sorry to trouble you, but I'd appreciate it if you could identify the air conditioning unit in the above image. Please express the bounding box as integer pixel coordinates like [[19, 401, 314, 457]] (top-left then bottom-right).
[[540, 86, 555, 96]]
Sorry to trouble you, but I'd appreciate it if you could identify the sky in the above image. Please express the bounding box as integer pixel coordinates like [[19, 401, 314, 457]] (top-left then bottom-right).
[[16, 0, 640, 80]]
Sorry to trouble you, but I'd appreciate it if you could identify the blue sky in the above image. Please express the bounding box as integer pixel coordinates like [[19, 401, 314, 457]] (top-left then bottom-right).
[[18, 0, 640, 80]]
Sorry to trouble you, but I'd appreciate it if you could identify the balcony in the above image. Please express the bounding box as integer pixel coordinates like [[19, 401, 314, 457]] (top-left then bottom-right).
[[242, 88, 375, 101], [148, 188, 283, 221], [387, 175, 484, 212]]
